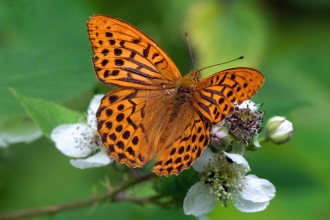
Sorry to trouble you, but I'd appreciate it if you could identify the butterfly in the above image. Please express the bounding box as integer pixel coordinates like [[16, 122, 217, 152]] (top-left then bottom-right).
[[87, 15, 264, 176]]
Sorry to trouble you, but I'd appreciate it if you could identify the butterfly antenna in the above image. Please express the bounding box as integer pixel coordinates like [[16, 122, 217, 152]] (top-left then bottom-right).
[[185, 33, 194, 70], [198, 56, 244, 73]]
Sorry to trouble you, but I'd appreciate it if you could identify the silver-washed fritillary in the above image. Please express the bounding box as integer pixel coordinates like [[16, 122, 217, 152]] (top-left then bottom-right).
[[87, 15, 264, 176]]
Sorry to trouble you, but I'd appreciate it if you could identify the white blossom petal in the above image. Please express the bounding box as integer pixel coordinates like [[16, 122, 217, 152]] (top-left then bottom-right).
[[223, 152, 250, 172], [276, 119, 292, 134], [184, 182, 216, 216], [238, 174, 275, 202], [87, 94, 104, 130], [192, 148, 215, 173], [239, 100, 257, 112], [70, 149, 112, 169], [197, 214, 211, 220], [233, 197, 270, 212], [51, 123, 99, 158]]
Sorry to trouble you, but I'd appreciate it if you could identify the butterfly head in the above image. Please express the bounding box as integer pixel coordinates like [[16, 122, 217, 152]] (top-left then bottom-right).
[[173, 70, 200, 104], [177, 70, 200, 92]]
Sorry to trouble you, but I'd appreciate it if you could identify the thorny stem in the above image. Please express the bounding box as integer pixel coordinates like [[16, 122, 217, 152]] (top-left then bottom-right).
[[0, 173, 156, 220], [114, 193, 174, 208]]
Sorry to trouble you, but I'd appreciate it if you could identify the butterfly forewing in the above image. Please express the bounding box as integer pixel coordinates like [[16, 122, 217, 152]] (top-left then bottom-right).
[[87, 15, 181, 89], [193, 68, 264, 124]]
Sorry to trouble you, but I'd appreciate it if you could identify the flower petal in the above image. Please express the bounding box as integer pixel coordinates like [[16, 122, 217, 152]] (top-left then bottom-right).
[[237, 174, 275, 203], [223, 152, 250, 172], [233, 198, 270, 212], [51, 123, 99, 158], [192, 148, 215, 173], [183, 182, 216, 216], [87, 94, 104, 130], [239, 100, 257, 112], [197, 214, 211, 220], [70, 149, 112, 169]]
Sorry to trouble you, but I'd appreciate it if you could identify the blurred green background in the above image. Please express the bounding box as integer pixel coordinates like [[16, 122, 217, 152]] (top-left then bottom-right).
[[1, 0, 330, 219]]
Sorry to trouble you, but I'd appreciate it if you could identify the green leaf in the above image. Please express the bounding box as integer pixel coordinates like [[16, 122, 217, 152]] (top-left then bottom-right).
[[0, 0, 97, 117], [10, 88, 85, 138]]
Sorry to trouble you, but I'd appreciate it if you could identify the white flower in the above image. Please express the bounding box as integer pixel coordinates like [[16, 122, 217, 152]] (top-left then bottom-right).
[[50, 94, 112, 168], [183, 148, 275, 216], [0, 117, 42, 147]]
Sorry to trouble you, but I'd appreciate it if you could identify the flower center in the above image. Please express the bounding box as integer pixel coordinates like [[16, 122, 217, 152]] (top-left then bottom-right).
[[199, 152, 246, 203], [225, 102, 264, 145]]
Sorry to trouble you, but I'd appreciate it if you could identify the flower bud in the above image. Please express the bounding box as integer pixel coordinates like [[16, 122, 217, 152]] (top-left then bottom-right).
[[210, 123, 233, 152], [266, 116, 293, 144]]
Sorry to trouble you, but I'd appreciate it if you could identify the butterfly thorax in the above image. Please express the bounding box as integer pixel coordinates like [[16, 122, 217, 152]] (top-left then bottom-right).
[[174, 70, 200, 105]]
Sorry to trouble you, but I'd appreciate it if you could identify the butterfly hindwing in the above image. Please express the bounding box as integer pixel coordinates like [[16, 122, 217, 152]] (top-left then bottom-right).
[[152, 111, 210, 176], [193, 68, 264, 124], [98, 87, 211, 176], [87, 15, 181, 89]]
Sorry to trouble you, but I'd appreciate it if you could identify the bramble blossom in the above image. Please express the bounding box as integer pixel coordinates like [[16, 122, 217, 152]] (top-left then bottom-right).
[[51, 94, 112, 168], [183, 148, 275, 216]]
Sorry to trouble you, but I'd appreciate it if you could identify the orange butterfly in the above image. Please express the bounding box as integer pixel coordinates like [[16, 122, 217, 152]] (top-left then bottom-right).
[[87, 15, 264, 176]]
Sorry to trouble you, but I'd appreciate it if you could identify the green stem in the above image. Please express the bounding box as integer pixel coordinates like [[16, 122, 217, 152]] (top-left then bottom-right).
[[258, 136, 268, 144], [114, 194, 173, 208], [0, 173, 156, 220]]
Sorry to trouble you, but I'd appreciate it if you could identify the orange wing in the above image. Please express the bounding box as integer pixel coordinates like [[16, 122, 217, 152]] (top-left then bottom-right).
[[97, 88, 170, 168], [97, 87, 210, 176], [87, 15, 181, 89], [152, 110, 210, 176], [193, 67, 264, 124]]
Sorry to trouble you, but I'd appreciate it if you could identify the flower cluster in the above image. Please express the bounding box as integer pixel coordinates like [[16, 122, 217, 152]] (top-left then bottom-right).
[[49, 97, 293, 217], [183, 100, 293, 216]]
